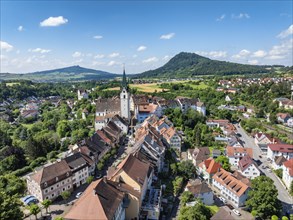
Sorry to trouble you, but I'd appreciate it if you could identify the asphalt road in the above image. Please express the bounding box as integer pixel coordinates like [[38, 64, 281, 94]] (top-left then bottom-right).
[[235, 123, 293, 215]]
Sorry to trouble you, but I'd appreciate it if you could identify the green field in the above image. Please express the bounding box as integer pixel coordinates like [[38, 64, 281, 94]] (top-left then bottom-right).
[[6, 82, 21, 86]]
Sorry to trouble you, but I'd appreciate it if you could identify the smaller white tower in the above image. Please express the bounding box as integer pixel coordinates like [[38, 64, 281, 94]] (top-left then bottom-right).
[[120, 67, 130, 120]]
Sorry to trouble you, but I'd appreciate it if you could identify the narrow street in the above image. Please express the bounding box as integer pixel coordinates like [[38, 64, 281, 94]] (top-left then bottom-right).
[[235, 123, 293, 215]]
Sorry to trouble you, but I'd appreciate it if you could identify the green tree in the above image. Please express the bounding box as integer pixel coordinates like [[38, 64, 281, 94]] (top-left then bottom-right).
[[215, 155, 231, 172], [0, 191, 23, 220], [61, 190, 71, 201], [170, 163, 178, 175], [0, 174, 26, 196], [178, 160, 197, 179], [271, 215, 278, 220], [173, 176, 183, 196], [179, 201, 212, 220], [41, 199, 52, 214], [29, 204, 40, 220], [86, 176, 94, 184], [180, 191, 194, 206], [246, 176, 281, 219]]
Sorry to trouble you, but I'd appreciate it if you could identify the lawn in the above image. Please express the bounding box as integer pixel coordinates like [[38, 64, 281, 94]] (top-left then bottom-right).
[[105, 83, 165, 93], [21, 123, 34, 129], [6, 82, 21, 86], [207, 205, 220, 214]]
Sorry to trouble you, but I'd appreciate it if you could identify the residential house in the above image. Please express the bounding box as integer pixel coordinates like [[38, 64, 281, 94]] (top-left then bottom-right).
[[108, 154, 153, 219], [206, 119, 230, 129], [20, 109, 39, 119], [111, 115, 129, 134], [64, 178, 126, 220], [77, 89, 89, 100], [135, 103, 162, 123], [176, 97, 206, 116], [267, 144, 293, 160], [282, 158, 293, 189], [26, 160, 73, 202], [185, 179, 214, 205], [187, 147, 210, 166], [277, 113, 291, 124], [287, 117, 293, 127], [238, 155, 260, 179], [64, 153, 89, 189], [225, 95, 232, 102], [140, 187, 162, 220], [197, 158, 222, 184], [226, 146, 253, 167], [160, 126, 181, 153], [272, 155, 287, 170], [212, 168, 250, 208]]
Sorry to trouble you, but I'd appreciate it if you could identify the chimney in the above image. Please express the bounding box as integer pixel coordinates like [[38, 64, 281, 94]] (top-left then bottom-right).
[[103, 176, 107, 183], [93, 188, 97, 195]]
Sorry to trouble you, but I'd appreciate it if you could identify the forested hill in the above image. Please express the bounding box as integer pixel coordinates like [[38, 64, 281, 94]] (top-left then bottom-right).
[[0, 65, 117, 82], [137, 52, 276, 78]]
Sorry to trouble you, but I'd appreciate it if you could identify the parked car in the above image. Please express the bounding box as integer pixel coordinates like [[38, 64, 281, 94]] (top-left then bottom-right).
[[226, 204, 234, 210], [76, 192, 83, 198], [219, 197, 227, 204], [21, 195, 38, 206], [232, 209, 241, 216]]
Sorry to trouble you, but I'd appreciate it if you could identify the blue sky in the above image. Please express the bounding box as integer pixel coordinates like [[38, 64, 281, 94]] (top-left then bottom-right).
[[0, 1, 292, 74]]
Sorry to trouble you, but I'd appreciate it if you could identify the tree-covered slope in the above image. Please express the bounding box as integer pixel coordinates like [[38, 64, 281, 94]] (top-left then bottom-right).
[[137, 52, 274, 78]]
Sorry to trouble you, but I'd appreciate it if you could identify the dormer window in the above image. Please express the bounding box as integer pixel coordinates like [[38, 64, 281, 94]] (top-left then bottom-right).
[[56, 177, 58, 182], [44, 182, 47, 187], [66, 172, 69, 177]]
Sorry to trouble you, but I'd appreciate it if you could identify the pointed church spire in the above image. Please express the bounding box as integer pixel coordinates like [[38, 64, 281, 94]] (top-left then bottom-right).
[[122, 64, 127, 88]]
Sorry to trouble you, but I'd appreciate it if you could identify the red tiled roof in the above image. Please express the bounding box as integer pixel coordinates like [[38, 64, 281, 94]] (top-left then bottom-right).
[[198, 158, 222, 174], [283, 158, 293, 176], [268, 144, 293, 153], [226, 146, 253, 158]]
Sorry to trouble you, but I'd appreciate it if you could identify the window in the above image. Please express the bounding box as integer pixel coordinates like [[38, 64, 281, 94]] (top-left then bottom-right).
[[57, 184, 59, 187], [123, 95, 126, 99], [44, 182, 47, 187], [45, 190, 48, 193], [52, 193, 54, 197], [68, 185, 70, 189], [51, 187, 54, 190], [63, 188, 65, 191]]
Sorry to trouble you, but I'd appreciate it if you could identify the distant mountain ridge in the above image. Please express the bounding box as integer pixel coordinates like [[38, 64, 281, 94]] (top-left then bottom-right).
[[137, 52, 277, 78], [0, 65, 117, 82]]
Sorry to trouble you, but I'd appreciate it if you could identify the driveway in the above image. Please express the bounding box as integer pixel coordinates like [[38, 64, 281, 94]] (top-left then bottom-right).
[[235, 123, 293, 215]]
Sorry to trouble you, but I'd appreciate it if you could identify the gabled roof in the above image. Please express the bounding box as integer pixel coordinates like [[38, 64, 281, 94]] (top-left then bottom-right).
[[112, 114, 128, 127], [192, 147, 210, 162], [96, 130, 112, 145], [64, 153, 87, 171], [213, 168, 250, 197], [277, 113, 291, 119], [238, 155, 258, 172], [198, 158, 221, 174], [110, 154, 152, 187], [283, 158, 293, 176], [186, 179, 212, 195], [274, 155, 287, 166], [138, 103, 158, 113], [96, 97, 120, 113], [64, 179, 124, 220], [226, 146, 253, 158], [31, 160, 71, 189], [268, 144, 293, 153]]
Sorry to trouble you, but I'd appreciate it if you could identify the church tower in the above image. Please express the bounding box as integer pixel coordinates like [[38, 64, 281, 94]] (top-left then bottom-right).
[[120, 66, 130, 120]]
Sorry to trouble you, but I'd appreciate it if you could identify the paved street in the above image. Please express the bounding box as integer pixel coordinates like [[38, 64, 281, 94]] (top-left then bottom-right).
[[235, 123, 293, 215]]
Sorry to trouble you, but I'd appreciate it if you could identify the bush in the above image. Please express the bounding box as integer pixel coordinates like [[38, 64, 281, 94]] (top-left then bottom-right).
[[282, 217, 289, 220], [11, 166, 32, 176], [271, 215, 278, 220], [29, 157, 47, 169]]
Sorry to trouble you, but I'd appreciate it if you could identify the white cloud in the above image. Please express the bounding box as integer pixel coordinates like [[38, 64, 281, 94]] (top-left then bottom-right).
[[277, 24, 293, 39], [160, 33, 175, 40], [18, 26, 24, 32], [195, 51, 227, 59], [232, 13, 250, 19], [137, 45, 147, 52], [162, 55, 171, 61], [94, 54, 105, 59], [108, 52, 119, 58], [248, 59, 259, 65], [108, 60, 119, 66], [133, 54, 138, 58], [29, 48, 51, 53], [251, 50, 267, 58], [0, 41, 13, 52], [216, 14, 226, 22], [72, 51, 82, 58], [266, 38, 292, 60], [93, 35, 103, 40], [92, 61, 105, 66], [40, 16, 68, 27], [231, 49, 250, 59], [142, 57, 159, 63]]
